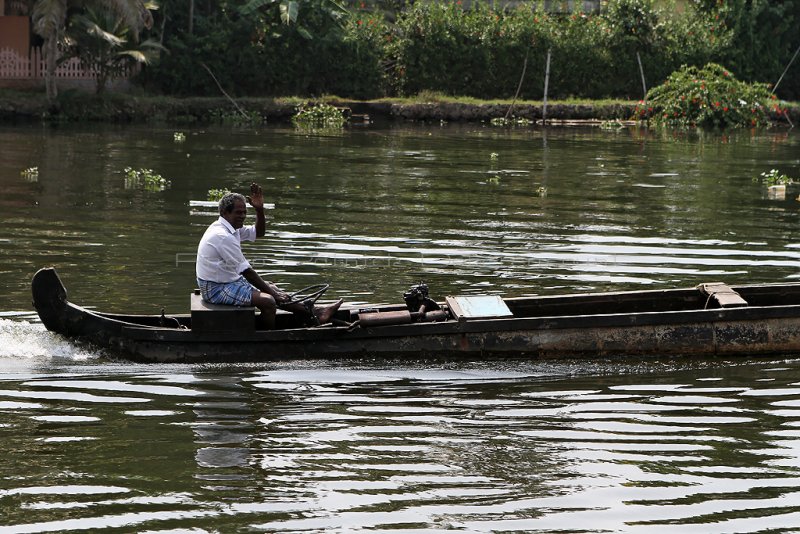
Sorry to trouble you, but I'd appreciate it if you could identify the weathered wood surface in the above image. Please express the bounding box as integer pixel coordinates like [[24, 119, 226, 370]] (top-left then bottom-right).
[[32, 267, 800, 363]]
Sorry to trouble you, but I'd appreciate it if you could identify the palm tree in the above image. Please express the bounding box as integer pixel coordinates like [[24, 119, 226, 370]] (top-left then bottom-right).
[[31, 0, 154, 100], [66, 5, 163, 94]]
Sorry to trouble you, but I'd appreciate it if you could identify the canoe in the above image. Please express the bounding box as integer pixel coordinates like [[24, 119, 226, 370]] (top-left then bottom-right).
[[31, 267, 800, 363]]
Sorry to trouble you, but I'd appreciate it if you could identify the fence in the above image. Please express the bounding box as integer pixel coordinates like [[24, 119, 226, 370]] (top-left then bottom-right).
[[0, 46, 100, 80], [0, 45, 137, 92]]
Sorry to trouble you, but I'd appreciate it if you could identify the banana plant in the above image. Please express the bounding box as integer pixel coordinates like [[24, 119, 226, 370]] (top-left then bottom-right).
[[31, 0, 154, 100], [64, 4, 163, 94], [238, 0, 348, 40]]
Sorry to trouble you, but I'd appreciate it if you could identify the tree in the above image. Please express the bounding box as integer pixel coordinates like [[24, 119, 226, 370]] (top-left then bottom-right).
[[65, 5, 164, 94], [31, 0, 154, 101], [238, 0, 348, 40]]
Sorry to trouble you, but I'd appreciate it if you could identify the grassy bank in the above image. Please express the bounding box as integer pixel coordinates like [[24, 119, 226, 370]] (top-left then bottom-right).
[[1, 90, 797, 126]]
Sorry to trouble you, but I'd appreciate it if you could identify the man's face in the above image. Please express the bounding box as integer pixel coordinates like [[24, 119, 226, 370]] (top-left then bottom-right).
[[222, 199, 247, 229]]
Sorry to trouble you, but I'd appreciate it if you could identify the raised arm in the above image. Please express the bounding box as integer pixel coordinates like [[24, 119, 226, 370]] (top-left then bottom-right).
[[246, 182, 266, 238]]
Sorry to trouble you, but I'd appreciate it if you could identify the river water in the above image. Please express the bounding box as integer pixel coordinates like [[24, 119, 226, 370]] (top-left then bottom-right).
[[2, 122, 800, 532]]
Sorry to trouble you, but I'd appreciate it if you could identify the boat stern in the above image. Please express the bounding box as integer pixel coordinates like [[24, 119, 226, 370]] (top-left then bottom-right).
[[31, 267, 69, 334]]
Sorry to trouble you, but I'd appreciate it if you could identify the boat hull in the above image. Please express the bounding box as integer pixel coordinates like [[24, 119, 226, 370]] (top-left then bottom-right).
[[31, 267, 800, 363]]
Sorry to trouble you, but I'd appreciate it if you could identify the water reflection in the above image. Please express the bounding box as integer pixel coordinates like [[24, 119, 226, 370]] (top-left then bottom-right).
[[1, 360, 800, 530]]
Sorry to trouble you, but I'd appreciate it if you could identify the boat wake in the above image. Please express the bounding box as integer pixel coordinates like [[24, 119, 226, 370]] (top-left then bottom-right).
[[0, 317, 101, 363]]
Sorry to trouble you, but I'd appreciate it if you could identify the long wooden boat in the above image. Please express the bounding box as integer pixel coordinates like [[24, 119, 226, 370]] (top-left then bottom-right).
[[31, 267, 800, 363]]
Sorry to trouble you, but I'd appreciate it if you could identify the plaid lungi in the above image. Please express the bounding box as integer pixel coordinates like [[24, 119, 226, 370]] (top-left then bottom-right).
[[197, 276, 255, 306]]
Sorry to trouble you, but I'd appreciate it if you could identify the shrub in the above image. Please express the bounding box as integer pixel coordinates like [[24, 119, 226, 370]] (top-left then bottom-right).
[[638, 63, 778, 128]]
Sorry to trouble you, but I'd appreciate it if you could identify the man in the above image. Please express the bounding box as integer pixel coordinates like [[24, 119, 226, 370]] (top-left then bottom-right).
[[196, 183, 342, 329]]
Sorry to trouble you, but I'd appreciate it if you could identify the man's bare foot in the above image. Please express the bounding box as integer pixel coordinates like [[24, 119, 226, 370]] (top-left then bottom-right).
[[314, 299, 343, 324]]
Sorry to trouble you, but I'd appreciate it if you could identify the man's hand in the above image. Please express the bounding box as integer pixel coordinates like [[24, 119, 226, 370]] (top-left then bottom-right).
[[269, 284, 291, 305], [246, 183, 264, 211]]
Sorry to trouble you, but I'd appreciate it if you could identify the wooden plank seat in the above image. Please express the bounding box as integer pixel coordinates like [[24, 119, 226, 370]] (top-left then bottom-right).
[[697, 282, 748, 308], [191, 290, 255, 334]]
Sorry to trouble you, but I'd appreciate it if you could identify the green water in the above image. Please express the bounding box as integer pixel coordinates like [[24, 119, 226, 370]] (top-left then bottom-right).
[[2, 123, 800, 314], [2, 122, 800, 532]]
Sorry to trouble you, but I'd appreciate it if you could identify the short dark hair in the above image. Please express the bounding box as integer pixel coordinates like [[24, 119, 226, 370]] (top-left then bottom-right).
[[219, 193, 247, 215]]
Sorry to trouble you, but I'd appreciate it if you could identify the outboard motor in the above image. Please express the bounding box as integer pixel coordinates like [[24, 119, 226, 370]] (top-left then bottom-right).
[[357, 282, 447, 328], [403, 282, 441, 313]]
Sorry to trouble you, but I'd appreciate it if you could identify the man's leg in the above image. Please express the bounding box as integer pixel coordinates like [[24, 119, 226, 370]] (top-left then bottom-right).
[[251, 291, 277, 329]]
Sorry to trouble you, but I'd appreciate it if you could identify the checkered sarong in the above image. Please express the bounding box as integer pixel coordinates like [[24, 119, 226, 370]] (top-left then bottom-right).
[[197, 276, 254, 306]]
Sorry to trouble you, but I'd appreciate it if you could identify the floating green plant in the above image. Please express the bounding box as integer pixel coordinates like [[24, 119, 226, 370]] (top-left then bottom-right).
[[292, 103, 347, 129], [207, 188, 232, 201], [754, 169, 794, 186], [599, 120, 625, 130], [173, 132, 186, 142], [490, 117, 533, 127], [20, 166, 39, 178], [124, 167, 170, 190]]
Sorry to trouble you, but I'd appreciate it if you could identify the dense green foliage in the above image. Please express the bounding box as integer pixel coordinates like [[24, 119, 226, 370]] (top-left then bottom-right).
[[292, 102, 347, 127], [135, 0, 800, 101], [65, 6, 163, 94], [755, 169, 795, 186], [639, 63, 778, 128], [141, 0, 388, 98], [123, 166, 170, 190]]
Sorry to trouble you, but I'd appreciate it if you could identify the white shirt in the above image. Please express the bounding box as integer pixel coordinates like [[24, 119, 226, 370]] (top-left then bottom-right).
[[196, 217, 257, 282]]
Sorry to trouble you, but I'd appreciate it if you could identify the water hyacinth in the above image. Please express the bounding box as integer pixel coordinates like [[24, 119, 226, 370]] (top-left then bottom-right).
[[754, 169, 794, 186], [292, 103, 347, 129], [207, 188, 232, 201], [20, 166, 39, 178], [123, 167, 171, 191]]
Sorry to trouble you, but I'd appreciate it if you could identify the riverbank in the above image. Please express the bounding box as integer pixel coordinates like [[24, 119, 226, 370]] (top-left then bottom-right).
[[1, 90, 798, 125]]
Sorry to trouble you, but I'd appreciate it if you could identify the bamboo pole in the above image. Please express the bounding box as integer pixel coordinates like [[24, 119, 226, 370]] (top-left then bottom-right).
[[772, 42, 800, 95], [189, 0, 194, 34], [200, 62, 249, 119], [504, 47, 530, 122], [636, 51, 647, 101], [543, 48, 551, 124]]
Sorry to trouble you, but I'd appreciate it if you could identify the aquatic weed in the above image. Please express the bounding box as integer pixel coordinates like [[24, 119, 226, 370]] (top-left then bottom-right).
[[754, 169, 794, 186], [124, 167, 171, 191], [207, 188, 232, 201], [292, 103, 347, 129]]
